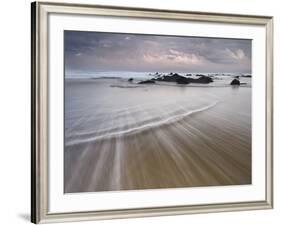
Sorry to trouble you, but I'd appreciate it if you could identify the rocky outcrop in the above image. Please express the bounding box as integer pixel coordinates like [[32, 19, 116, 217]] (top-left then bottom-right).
[[242, 75, 252, 78], [153, 73, 213, 84], [138, 80, 155, 84], [176, 77, 190, 84], [154, 73, 183, 82], [230, 79, 240, 85], [189, 75, 213, 84]]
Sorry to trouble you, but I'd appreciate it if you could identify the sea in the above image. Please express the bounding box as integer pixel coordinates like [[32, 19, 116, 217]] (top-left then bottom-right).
[[64, 71, 251, 147]]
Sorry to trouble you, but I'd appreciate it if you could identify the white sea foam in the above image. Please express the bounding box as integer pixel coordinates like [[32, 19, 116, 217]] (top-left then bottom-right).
[[65, 101, 218, 146]]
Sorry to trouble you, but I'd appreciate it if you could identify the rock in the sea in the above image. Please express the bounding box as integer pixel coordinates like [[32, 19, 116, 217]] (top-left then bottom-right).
[[242, 75, 252, 78], [128, 78, 134, 82], [155, 73, 175, 82], [176, 76, 190, 84], [230, 79, 240, 85], [190, 75, 213, 83], [157, 73, 187, 82], [138, 80, 155, 84], [155, 73, 213, 84]]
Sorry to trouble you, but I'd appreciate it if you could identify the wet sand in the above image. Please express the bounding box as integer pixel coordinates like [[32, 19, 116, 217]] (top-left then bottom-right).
[[64, 92, 251, 193]]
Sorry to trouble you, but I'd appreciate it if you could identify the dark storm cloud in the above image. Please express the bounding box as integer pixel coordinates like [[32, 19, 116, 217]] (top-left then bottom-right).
[[64, 31, 252, 75]]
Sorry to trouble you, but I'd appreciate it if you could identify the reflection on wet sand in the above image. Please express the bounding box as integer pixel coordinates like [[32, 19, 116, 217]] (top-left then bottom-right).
[[64, 80, 251, 192]]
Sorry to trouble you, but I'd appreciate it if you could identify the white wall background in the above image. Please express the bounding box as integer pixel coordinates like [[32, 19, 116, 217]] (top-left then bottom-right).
[[0, 0, 279, 224]]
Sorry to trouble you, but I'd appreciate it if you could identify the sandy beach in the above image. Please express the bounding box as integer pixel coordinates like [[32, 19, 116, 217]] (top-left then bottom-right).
[[64, 77, 251, 193]]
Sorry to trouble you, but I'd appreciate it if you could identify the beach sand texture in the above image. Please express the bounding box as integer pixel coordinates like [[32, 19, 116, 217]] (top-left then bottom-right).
[[64, 78, 251, 193]]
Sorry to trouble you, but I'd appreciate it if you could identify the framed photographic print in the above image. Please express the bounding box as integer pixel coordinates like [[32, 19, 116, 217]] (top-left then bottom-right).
[[31, 1, 273, 223]]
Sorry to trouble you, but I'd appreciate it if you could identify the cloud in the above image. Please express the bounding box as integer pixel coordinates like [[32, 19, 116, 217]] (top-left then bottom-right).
[[143, 49, 203, 66], [225, 48, 245, 60], [64, 31, 251, 74]]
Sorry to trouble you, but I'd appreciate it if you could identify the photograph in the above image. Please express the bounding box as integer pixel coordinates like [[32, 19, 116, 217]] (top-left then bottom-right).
[[31, 2, 273, 223], [64, 31, 252, 193]]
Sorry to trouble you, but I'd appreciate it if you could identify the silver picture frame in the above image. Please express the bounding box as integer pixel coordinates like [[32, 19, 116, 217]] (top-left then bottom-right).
[[31, 1, 273, 223]]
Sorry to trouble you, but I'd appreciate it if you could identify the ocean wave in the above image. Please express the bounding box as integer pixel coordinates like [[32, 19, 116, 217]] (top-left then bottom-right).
[[65, 101, 219, 147]]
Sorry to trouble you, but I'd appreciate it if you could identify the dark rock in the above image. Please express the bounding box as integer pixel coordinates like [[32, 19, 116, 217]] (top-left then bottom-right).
[[176, 77, 190, 84], [189, 75, 213, 84], [158, 73, 183, 82], [128, 78, 134, 82], [242, 75, 252, 78], [234, 75, 240, 79], [199, 76, 213, 83], [155, 74, 213, 84], [138, 80, 155, 84], [230, 79, 240, 85]]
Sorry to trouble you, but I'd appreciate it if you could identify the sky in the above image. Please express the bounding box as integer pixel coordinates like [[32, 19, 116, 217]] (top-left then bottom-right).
[[64, 31, 252, 76]]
